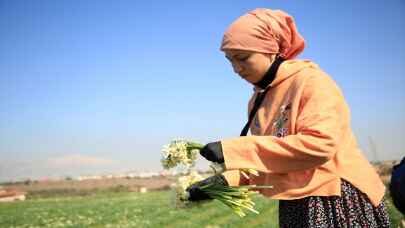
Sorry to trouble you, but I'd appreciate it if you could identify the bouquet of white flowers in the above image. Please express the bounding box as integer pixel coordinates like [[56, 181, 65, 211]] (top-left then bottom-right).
[[172, 171, 204, 207], [162, 139, 273, 217], [161, 140, 260, 178], [161, 140, 204, 169]]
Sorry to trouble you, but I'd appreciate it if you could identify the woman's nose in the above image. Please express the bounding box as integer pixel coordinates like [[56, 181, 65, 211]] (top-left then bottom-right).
[[232, 62, 243, 74]]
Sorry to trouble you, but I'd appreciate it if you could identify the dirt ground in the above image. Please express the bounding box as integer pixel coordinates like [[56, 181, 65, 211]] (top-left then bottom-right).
[[2, 176, 175, 193]]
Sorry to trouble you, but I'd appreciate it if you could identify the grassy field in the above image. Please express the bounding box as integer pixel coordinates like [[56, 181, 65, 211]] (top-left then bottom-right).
[[0, 191, 278, 228], [0, 190, 403, 228]]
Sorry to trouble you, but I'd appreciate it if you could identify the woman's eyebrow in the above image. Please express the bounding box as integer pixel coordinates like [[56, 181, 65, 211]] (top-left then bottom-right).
[[226, 53, 249, 61], [235, 53, 250, 57]]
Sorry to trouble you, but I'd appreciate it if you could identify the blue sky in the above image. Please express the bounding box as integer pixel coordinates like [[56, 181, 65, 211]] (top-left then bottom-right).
[[1, 0, 404, 181]]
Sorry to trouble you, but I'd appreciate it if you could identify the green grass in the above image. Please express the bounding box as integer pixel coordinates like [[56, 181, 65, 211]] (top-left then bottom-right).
[[386, 197, 405, 228], [0, 191, 402, 228]]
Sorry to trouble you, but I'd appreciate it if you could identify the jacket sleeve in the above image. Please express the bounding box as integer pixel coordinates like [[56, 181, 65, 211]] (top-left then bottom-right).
[[222, 72, 350, 174], [222, 170, 249, 186]]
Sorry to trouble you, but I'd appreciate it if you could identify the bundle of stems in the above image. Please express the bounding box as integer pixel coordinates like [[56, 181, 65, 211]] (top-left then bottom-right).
[[200, 183, 273, 217]]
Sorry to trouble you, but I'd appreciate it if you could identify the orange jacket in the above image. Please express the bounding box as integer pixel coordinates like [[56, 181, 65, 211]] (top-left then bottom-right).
[[221, 60, 385, 207]]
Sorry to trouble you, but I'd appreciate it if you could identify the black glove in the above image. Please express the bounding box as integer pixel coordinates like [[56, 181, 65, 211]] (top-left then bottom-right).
[[200, 141, 224, 163], [186, 174, 229, 201]]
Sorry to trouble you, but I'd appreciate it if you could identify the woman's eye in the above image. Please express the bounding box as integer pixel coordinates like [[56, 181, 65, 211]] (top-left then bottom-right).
[[237, 55, 250, 61]]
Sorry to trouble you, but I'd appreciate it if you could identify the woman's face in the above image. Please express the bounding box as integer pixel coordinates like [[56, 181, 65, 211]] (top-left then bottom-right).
[[224, 49, 275, 84]]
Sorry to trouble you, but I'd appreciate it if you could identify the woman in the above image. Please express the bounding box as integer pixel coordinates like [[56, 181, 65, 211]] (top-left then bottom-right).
[[187, 8, 391, 227]]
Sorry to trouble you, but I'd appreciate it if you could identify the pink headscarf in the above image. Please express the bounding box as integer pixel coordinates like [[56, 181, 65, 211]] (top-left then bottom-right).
[[220, 8, 305, 59]]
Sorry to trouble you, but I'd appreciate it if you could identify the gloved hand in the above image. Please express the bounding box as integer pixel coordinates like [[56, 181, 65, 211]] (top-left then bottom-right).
[[186, 174, 229, 201], [199, 141, 224, 164]]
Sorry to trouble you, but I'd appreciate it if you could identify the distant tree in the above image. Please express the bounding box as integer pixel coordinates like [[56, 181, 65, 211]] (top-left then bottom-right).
[[65, 176, 73, 181], [23, 178, 32, 185]]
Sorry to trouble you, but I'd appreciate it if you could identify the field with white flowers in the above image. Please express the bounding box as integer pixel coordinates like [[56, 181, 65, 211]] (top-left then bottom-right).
[[0, 190, 279, 228], [0, 189, 404, 228]]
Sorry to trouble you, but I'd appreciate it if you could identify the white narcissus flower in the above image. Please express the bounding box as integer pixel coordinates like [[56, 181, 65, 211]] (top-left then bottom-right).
[[172, 171, 204, 208], [175, 171, 203, 200], [161, 140, 202, 170]]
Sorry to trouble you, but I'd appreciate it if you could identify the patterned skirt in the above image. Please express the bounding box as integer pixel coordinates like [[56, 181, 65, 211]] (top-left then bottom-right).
[[279, 179, 390, 228]]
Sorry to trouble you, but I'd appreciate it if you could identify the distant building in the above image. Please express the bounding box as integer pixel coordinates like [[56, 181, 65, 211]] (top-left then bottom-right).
[[138, 172, 159, 178], [76, 175, 102, 181]]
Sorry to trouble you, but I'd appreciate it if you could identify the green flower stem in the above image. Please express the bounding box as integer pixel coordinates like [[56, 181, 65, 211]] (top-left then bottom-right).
[[196, 183, 271, 217]]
